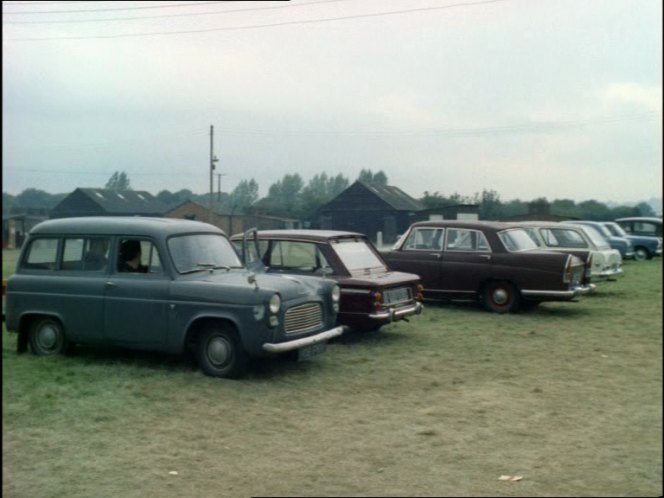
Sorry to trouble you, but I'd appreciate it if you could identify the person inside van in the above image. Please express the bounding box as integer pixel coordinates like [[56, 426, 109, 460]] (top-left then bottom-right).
[[118, 239, 147, 273]]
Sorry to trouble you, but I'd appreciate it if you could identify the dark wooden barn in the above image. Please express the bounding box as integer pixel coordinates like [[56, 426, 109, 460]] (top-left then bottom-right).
[[50, 188, 168, 219], [317, 181, 423, 245]]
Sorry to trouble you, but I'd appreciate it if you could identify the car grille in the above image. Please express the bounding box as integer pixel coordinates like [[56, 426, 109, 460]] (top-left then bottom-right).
[[284, 303, 323, 334]]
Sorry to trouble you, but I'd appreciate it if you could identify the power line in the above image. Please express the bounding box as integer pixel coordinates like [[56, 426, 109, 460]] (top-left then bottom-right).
[[2, 1, 226, 15], [7, 0, 508, 41], [3, 0, 345, 24]]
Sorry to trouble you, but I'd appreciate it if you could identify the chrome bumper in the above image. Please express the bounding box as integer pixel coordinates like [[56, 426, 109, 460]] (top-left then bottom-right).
[[262, 325, 346, 354], [594, 267, 624, 281], [368, 301, 423, 321], [521, 287, 584, 299]]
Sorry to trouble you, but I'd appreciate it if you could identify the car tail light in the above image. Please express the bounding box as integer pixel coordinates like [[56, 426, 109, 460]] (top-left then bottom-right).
[[373, 290, 383, 310], [563, 255, 573, 284], [585, 254, 593, 280]]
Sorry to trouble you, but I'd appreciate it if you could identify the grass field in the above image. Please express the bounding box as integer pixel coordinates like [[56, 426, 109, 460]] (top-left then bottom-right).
[[2, 252, 662, 497]]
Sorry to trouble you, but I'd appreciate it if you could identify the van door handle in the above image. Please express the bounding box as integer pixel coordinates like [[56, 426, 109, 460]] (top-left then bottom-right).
[[105, 281, 117, 287]]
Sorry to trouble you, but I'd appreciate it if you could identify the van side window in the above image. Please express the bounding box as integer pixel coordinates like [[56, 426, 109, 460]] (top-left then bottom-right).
[[117, 239, 163, 274], [63, 237, 111, 272], [22, 238, 58, 270]]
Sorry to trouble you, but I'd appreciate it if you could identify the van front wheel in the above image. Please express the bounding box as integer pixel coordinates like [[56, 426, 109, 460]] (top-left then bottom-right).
[[197, 325, 248, 379]]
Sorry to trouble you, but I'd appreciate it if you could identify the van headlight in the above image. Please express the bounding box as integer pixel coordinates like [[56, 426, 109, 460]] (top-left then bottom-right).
[[331, 285, 340, 303], [331, 285, 340, 312], [269, 293, 281, 314]]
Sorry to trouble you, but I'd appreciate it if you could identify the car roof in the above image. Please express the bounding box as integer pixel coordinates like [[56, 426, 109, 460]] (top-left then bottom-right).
[[230, 229, 366, 241], [409, 220, 510, 230], [29, 216, 225, 237], [615, 217, 662, 223], [508, 221, 586, 230]]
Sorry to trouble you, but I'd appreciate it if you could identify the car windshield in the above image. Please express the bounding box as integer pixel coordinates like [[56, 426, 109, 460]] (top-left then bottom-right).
[[497, 229, 539, 252], [577, 225, 610, 249], [605, 222, 628, 237], [168, 233, 243, 273], [331, 238, 387, 272]]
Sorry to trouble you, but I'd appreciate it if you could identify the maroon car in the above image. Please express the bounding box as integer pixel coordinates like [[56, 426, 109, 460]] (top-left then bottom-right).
[[231, 230, 423, 331], [382, 220, 592, 313]]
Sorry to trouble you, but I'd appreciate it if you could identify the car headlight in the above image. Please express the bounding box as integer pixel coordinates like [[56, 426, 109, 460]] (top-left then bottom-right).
[[331, 285, 341, 303], [269, 293, 281, 314]]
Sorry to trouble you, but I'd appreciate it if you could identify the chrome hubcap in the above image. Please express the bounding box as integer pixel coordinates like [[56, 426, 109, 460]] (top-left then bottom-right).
[[493, 288, 509, 305], [38, 325, 58, 350], [207, 337, 231, 366]]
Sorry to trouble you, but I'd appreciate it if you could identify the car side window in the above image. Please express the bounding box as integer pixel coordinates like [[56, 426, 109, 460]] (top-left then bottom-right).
[[22, 238, 58, 270], [403, 228, 443, 251], [268, 241, 331, 273], [62, 237, 111, 272], [634, 222, 656, 235], [445, 229, 490, 252], [117, 238, 163, 274]]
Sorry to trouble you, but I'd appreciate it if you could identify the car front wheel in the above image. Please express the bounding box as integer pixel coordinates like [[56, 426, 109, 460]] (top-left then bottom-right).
[[633, 247, 651, 261], [29, 317, 68, 356], [197, 324, 248, 379], [482, 281, 520, 313]]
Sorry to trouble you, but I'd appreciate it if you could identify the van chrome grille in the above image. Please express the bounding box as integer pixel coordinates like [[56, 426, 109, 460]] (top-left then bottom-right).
[[284, 303, 323, 334]]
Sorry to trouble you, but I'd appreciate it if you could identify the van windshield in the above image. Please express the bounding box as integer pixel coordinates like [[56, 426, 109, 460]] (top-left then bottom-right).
[[168, 234, 243, 273]]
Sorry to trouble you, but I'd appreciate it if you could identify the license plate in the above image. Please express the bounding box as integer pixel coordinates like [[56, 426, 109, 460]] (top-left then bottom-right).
[[297, 341, 327, 361], [384, 287, 411, 305]]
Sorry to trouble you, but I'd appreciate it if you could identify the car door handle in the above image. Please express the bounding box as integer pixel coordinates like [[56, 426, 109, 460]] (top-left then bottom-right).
[[479, 254, 491, 260], [105, 281, 118, 287], [429, 253, 442, 258]]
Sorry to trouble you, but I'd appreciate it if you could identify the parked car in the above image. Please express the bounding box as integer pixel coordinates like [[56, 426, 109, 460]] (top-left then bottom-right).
[[4, 217, 345, 379], [230, 229, 423, 331], [512, 221, 622, 282], [567, 221, 634, 260], [601, 221, 662, 261], [615, 217, 663, 238], [382, 221, 591, 313]]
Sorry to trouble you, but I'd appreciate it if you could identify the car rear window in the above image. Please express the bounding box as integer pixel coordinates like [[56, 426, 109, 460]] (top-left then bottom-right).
[[331, 239, 386, 272]]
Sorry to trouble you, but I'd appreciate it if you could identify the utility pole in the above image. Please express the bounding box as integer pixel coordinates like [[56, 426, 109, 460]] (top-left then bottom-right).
[[209, 125, 218, 223], [216, 173, 224, 201]]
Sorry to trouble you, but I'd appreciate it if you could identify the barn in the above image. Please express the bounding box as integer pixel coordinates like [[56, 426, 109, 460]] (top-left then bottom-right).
[[317, 181, 423, 245], [50, 188, 168, 219]]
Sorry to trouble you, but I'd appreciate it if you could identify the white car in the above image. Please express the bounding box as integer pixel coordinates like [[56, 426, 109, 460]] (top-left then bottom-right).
[[515, 221, 623, 283]]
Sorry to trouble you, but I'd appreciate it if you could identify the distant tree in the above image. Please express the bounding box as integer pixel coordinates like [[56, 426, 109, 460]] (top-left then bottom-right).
[[471, 189, 502, 220], [156, 189, 194, 208], [264, 174, 304, 217], [576, 199, 612, 220], [634, 202, 655, 217], [105, 171, 131, 191], [3, 192, 15, 215], [13, 188, 60, 209], [357, 169, 388, 186], [230, 179, 259, 210], [300, 172, 350, 221]]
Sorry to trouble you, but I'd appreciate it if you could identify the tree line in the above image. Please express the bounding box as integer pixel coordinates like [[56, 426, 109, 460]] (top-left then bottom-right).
[[2, 168, 655, 222]]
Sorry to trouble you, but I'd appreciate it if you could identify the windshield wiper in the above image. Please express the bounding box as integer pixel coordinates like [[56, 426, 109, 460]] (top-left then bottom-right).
[[181, 263, 231, 274]]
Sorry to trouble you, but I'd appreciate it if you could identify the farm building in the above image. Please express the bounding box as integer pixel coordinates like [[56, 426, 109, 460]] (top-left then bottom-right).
[[50, 188, 168, 219], [317, 181, 423, 245]]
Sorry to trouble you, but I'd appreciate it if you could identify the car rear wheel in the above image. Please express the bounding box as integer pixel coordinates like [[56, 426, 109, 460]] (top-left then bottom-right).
[[29, 317, 68, 356], [482, 281, 520, 313], [633, 247, 650, 261], [197, 324, 248, 379]]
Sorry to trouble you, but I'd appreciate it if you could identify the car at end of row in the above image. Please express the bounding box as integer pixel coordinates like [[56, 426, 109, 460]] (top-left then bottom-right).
[[230, 229, 423, 332], [601, 221, 661, 261], [5, 217, 345, 379], [382, 220, 592, 313]]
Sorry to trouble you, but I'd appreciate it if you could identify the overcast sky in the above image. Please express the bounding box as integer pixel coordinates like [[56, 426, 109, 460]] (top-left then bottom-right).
[[2, 0, 662, 205]]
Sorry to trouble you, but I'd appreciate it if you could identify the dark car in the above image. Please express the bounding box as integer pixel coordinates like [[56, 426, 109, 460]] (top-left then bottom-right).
[[5, 217, 344, 378], [601, 221, 662, 261], [382, 220, 591, 313], [231, 230, 423, 331], [615, 217, 663, 238]]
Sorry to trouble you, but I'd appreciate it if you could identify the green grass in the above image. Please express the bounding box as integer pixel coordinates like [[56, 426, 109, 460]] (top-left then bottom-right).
[[2, 255, 662, 497]]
